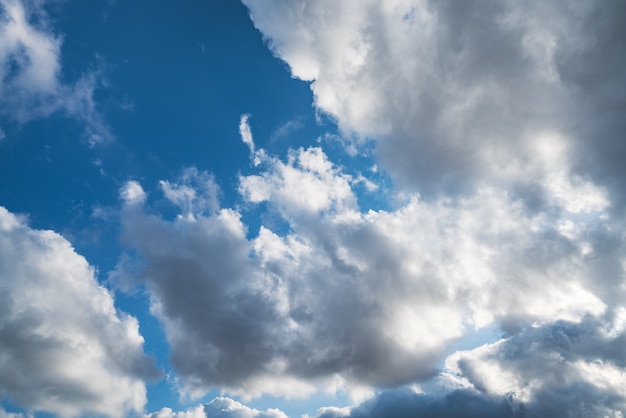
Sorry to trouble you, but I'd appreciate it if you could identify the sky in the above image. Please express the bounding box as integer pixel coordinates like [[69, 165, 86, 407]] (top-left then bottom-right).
[[1, 0, 626, 417]]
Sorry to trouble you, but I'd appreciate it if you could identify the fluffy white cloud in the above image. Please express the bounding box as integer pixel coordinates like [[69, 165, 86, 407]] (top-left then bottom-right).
[[0, 206, 159, 418], [116, 142, 622, 404], [145, 398, 287, 418], [242, 0, 626, 203], [145, 405, 207, 418], [0, 0, 112, 144]]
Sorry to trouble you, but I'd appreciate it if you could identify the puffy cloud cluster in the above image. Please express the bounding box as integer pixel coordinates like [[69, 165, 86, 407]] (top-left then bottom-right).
[[243, 0, 626, 202], [116, 135, 625, 411], [0, 0, 111, 145], [0, 206, 159, 418]]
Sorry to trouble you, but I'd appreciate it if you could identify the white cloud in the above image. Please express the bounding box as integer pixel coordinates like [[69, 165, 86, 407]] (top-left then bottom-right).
[[121, 180, 148, 206], [204, 397, 288, 418], [144, 398, 287, 418], [145, 405, 207, 418], [0, 0, 113, 144], [0, 0, 60, 94], [0, 206, 158, 418], [240, 114, 255, 154], [239, 147, 356, 216]]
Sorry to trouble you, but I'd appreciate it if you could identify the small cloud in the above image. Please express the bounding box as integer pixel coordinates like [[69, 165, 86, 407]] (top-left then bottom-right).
[[239, 113, 255, 154], [270, 117, 304, 142], [120, 180, 147, 205]]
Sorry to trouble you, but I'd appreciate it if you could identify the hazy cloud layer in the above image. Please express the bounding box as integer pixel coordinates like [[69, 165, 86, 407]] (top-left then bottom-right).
[[243, 0, 626, 203], [0, 207, 158, 418]]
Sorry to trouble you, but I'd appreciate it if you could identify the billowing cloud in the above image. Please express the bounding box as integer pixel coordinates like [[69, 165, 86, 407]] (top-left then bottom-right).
[[242, 0, 626, 204], [0, 0, 112, 145], [444, 316, 626, 416], [115, 140, 624, 409], [0, 206, 159, 417]]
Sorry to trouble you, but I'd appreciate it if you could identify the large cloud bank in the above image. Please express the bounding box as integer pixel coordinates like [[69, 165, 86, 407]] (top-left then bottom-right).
[[243, 0, 626, 202], [0, 207, 158, 417]]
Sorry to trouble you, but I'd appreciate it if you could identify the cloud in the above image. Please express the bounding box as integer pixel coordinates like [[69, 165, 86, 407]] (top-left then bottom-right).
[[0, 408, 23, 418], [115, 142, 623, 403], [269, 117, 303, 143], [314, 389, 517, 418], [242, 0, 626, 204], [0, 206, 159, 417], [121, 180, 148, 206], [145, 405, 207, 418], [159, 167, 221, 217], [109, 2, 626, 414], [444, 316, 626, 416], [0, 0, 112, 145], [240, 114, 255, 154], [145, 398, 287, 418]]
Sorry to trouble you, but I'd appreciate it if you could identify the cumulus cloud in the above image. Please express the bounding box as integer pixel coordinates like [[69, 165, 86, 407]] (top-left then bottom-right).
[[0, 0, 112, 144], [115, 140, 624, 406], [0, 206, 159, 417], [242, 0, 626, 204]]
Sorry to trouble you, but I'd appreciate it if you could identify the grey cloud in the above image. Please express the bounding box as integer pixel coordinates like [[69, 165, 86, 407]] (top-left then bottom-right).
[[316, 389, 517, 418], [315, 317, 626, 417], [0, 206, 159, 417], [119, 205, 288, 392]]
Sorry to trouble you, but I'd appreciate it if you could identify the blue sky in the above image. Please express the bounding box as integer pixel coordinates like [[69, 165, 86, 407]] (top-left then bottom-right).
[[1, 1, 626, 417]]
